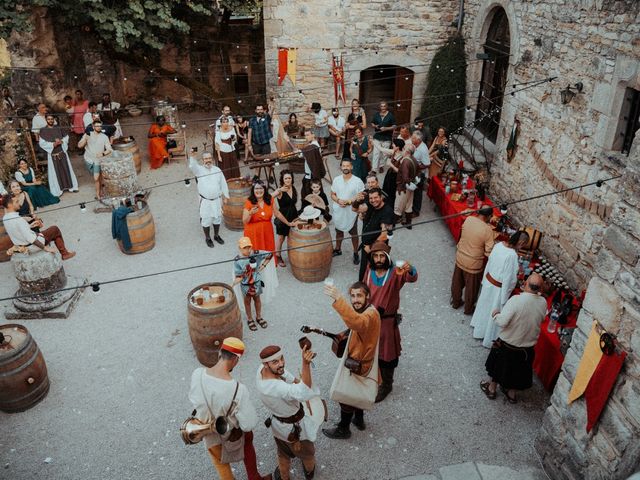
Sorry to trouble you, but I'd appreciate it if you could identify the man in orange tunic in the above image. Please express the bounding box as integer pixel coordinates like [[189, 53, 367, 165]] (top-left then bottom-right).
[[148, 115, 176, 169]]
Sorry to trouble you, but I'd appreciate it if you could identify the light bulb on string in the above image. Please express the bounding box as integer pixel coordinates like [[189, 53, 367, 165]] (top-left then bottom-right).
[[7, 117, 13, 124], [73, 75, 78, 79], [184, 178, 191, 187], [123, 77, 127, 81], [596, 180, 603, 187], [237, 99, 242, 104], [91, 282, 100, 294], [174, 77, 178, 82], [500, 204, 508, 215], [226, 77, 230, 81], [80, 203, 86, 212], [180, 121, 187, 129], [436, 65, 440, 69], [16, 129, 22, 136], [274, 161, 280, 167]]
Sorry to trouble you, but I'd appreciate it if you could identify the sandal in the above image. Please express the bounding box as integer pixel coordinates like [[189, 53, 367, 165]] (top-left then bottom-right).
[[256, 317, 268, 329], [500, 386, 517, 404], [247, 318, 258, 332], [277, 257, 286, 267], [480, 381, 496, 400]]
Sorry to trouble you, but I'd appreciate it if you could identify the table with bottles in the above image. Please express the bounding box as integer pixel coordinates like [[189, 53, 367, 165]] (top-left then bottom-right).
[[427, 174, 501, 241]]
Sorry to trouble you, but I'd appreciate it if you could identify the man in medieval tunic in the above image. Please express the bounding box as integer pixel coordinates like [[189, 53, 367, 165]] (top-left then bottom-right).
[[363, 241, 417, 402], [256, 344, 321, 480], [189, 149, 229, 247], [39, 114, 79, 196], [471, 230, 530, 348], [300, 129, 326, 199]]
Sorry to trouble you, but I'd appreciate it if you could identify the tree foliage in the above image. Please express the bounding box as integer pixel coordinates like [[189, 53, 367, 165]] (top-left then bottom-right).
[[0, 0, 262, 52], [420, 35, 467, 136]]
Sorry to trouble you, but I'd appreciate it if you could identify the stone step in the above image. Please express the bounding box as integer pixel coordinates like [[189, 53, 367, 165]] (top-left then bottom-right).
[[398, 461, 549, 480], [449, 127, 496, 169]]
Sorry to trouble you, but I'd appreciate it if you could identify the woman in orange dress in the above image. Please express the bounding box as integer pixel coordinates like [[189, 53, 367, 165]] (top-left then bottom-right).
[[148, 115, 176, 169], [242, 181, 276, 252]]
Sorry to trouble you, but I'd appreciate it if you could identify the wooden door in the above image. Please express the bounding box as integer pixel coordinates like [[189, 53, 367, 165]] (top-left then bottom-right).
[[394, 67, 414, 126]]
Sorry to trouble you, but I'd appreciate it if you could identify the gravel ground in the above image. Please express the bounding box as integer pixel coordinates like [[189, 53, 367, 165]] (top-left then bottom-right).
[[0, 113, 549, 480]]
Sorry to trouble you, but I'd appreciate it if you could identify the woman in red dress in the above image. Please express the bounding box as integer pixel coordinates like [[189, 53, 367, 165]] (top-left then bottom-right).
[[242, 181, 276, 253], [148, 115, 176, 169]]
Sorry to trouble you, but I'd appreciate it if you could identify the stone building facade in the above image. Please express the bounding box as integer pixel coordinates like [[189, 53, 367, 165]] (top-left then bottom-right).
[[460, 1, 640, 478], [263, 0, 459, 127]]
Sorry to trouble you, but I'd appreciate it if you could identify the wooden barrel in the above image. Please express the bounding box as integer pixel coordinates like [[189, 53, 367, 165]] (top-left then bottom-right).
[[288, 220, 333, 282], [0, 324, 50, 413], [222, 178, 251, 231], [112, 136, 142, 174], [101, 150, 139, 199], [117, 201, 155, 254], [187, 283, 242, 367], [0, 206, 13, 263]]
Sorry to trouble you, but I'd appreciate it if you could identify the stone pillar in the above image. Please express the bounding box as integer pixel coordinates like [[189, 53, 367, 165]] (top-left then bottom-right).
[[5, 250, 84, 320]]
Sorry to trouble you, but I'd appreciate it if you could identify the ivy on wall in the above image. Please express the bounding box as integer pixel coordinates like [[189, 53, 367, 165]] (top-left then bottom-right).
[[420, 34, 467, 136]]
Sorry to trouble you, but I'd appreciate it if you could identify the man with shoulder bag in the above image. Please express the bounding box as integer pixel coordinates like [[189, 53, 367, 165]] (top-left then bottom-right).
[[322, 282, 381, 439], [188, 337, 271, 480]]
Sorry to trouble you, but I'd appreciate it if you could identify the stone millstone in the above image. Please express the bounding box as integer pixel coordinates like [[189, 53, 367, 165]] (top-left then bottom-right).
[[7, 251, 84, 316]]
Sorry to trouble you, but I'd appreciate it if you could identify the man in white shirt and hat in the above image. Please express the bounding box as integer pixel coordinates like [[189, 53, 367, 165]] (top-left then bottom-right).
[[189, 337, 272, 480], [189, 148, 229, 247], [330, 158, 365, 264], [256, 344, 321, 480]]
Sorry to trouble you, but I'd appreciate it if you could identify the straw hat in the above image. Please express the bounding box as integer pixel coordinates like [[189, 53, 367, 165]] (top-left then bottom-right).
[[299, 205, 321, 221]]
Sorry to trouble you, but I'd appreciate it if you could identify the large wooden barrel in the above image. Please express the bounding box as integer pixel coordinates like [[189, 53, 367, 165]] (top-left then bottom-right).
[[101, 150, 139, 199], [117, 201, 155, 254], [0, 206, 13, 263], [288, 220, 333, 282], [112, 136, 142, 174], [0, 324, 50, 413], [222, 178, 251, 231], [187, 283, 242, 367]]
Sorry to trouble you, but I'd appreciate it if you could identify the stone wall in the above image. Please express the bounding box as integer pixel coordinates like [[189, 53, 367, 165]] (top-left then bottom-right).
[[263, 0, 458, 126], [4, 9, 265, 114], [461, 1, 640, 478]]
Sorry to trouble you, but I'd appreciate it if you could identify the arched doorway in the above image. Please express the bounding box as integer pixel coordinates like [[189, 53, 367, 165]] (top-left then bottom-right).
[[475, 8, 510, 143], [359, 65, 414, 126]]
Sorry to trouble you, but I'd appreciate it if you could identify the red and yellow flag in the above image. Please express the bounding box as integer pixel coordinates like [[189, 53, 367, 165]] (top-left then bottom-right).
[[278, 48, 297, 86]]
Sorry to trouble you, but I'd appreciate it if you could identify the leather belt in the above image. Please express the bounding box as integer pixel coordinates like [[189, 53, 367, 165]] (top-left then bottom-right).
[[199, 194, 222, 201], [486, 272, 502, 288], [273, 404, 304, 424]]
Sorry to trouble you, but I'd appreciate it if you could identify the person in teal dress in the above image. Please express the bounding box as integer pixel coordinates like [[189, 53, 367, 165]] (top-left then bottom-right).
[[350, 127, 372, 183], [14, 159, 60, 208]]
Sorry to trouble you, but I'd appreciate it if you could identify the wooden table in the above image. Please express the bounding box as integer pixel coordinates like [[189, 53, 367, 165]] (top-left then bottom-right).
[[427, 175, 500, 241]]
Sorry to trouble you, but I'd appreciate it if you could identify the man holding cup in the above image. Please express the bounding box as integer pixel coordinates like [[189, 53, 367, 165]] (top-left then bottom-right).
[[363, 241, 417, 402]]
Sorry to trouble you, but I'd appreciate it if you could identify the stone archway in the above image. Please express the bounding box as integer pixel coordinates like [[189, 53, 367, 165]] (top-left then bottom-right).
[[475, 7, 510, 143], [359, 65, 415, 126]]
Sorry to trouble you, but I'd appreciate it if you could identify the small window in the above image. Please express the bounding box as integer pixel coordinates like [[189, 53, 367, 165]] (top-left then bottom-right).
[[613, 87, 640, 155], [233, 72, 249, 94]]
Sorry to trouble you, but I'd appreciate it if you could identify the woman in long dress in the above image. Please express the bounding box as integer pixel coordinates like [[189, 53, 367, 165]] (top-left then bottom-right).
[[428, 126, 448, 178], [148, 115, 176, 169], [350, 127, 372, 183], [9, 180, 42, 232], [14, 159, 60, 208], [471, 231, 530, 348], [243, 181, 276, 254], [268, 97, 289, 154], [272, 170, 299, 267], [380, 138, 405, 208], [343, 99, 367, 159], [215, 116, 241, 179]]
